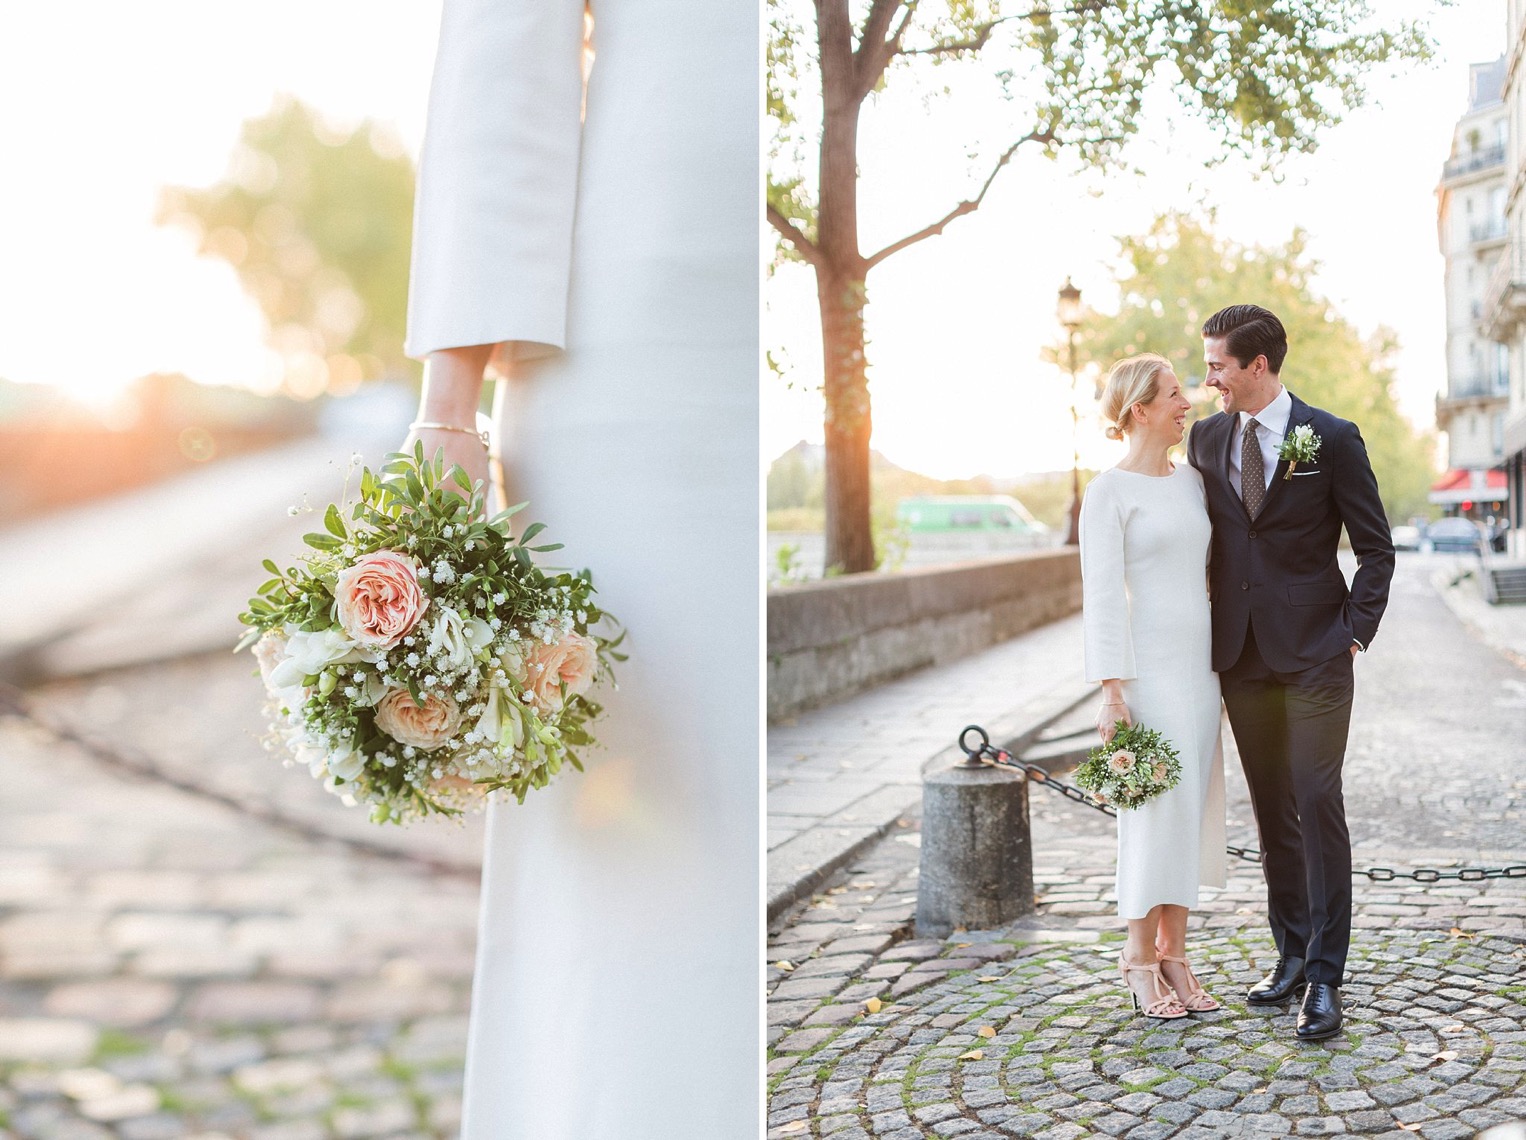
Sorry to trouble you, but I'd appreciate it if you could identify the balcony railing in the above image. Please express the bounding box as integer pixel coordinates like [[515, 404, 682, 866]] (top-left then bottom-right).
[[1472, 218, 1509, 244], [1482, 242, 1526, 340], [1445, 373, 1511, 400], [1443, 144, 1507, 181]]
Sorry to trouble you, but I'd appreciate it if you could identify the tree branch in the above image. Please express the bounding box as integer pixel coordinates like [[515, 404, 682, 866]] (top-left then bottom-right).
[[768, 203, 829, 271], [863, 129, 1053, 270], [854, 0, 916, 98], [894, 1, 1112, 60]]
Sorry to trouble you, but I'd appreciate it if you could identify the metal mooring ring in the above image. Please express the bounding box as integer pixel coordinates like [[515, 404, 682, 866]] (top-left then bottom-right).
[[957, 724, 991, 766]]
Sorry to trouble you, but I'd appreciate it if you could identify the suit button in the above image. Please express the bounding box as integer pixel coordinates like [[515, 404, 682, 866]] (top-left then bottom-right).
[[1241, 582, 1249, 590], [1248, 530, 1257, 538]]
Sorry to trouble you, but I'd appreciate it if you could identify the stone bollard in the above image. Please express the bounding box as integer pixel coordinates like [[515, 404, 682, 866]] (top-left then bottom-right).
[[916, 757, 1034, 938]]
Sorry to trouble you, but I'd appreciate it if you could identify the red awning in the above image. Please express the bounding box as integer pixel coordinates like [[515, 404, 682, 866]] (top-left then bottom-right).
[[1430, 468, 1506, 493], [1428, 467, 1509, 505]]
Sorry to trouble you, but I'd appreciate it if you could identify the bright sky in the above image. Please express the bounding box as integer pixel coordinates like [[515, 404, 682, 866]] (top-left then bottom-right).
[[0, 1, 441, 407], [764, 1, 1504, 479], [0, 1, 1500, 469]]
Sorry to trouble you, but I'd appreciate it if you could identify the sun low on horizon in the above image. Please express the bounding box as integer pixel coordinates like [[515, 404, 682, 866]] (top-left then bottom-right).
[[0, 1, 441, 411]]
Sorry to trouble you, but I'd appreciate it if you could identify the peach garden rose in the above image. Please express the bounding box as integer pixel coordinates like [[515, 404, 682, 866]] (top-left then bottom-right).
[[335, 550, 429, 651], [1108, 749, 1137, 775], [523, 631, 600, 712], [374, 688, 462, 750]]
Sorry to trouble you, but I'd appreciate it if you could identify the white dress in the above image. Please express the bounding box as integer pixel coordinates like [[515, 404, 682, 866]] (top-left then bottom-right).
[[1079, 465, 1226, 919], [405, 2, 758, 1137]]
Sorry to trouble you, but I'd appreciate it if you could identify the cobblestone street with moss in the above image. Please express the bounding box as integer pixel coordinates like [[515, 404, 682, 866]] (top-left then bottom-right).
[[0, 651, 482, 1140], [767, 556, 1526, 1139]]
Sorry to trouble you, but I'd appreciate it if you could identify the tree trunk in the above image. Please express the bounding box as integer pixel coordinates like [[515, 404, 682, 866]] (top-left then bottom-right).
[[816, 0, 875, 574], [819, 270, 875, 573]]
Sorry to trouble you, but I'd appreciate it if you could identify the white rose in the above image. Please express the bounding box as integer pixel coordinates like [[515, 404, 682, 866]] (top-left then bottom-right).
[[294, 740, 328, 779], [269, 627, 375, 690], [327, 744, 366, 781], [464, 615, 495, 657]]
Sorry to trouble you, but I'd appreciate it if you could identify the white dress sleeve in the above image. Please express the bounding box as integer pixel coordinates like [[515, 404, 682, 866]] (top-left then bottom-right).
[[404, 0, 587, 362], [1080, 475, 1136, 683]]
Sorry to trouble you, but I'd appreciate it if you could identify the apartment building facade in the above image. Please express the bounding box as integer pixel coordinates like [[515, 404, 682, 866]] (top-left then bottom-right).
[[1437, 56, 1511, 526]]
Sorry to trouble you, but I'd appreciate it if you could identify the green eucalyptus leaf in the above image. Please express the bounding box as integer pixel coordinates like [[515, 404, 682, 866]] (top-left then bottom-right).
[[324, 503, 347, 539]]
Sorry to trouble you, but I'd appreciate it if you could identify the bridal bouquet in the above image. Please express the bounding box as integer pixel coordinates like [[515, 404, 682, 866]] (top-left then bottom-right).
[[238, 445, 624, 823], [1075, 723, 1181, 811]]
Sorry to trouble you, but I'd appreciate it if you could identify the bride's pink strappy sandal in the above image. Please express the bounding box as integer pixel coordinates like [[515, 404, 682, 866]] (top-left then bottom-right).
[[1118, 953, 1189, 1020], [1155, 952, 1221, 1012]]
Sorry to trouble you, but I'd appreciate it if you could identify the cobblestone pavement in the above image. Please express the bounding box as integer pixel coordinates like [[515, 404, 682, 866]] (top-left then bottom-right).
[[767, 556, 1526, 1138], [0, 653, 481, 1140]]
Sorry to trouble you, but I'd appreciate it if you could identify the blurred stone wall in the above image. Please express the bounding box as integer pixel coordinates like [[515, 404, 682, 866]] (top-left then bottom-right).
[[766, 549, 1082, 722]]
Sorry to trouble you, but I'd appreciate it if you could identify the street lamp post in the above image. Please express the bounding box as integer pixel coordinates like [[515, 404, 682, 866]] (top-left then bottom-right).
[[1057, 277, 1083, 546]]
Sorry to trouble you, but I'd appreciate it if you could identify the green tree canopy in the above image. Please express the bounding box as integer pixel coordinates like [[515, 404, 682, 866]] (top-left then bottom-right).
[[158, 96, 416, 397], [1072, 211, 1435, 521], [768, 0, 1437, 571]]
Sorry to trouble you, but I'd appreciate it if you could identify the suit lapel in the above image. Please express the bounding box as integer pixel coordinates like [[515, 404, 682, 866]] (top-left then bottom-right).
[[1217, 412, 1254, 523], [1257, 393, 1315, 518]]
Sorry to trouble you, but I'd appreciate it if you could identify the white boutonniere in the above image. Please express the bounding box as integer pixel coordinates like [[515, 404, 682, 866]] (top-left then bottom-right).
[[1278, 424, 1322, 480]]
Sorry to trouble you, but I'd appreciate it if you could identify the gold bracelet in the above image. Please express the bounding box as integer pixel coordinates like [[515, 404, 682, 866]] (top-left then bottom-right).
[[410, 421, 490, 448]]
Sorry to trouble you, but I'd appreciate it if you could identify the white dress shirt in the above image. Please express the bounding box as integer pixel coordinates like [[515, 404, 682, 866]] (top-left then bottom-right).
[[1228, 385, 1291, 497]]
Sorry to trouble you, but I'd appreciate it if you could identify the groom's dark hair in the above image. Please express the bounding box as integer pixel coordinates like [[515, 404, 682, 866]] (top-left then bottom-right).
[[1202, 304, 1287, 374]]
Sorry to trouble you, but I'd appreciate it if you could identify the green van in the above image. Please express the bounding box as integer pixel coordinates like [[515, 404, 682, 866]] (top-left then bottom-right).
[[896, 495, 1049, 535]]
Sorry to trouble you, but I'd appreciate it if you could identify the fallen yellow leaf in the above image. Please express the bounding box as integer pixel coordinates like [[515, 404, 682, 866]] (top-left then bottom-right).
[[1449, 927, 1476, 940], [865, 997, 883, 1014], [977, 975, 1000, 982], [780, 1123, 807, 1134], [774, 961, 796, 972], [958, 1049, 984, 1061], [977, 1026, 996, 1038]]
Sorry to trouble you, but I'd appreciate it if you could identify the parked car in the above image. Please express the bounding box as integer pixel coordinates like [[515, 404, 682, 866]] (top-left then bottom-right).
[[1390, 524, 1422, 552], [1423, 517, 1483, 554], [896, 495, 1049, 535]]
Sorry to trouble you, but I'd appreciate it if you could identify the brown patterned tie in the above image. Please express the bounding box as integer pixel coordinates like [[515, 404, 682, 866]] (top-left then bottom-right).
[[1241, 418, 1265, 518]]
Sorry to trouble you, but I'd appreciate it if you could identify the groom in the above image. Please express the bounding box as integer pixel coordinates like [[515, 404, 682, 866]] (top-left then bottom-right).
[[1187, 304, 1394, 1041]]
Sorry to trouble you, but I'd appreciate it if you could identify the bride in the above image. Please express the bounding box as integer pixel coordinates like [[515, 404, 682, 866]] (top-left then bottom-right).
[[1078, 352, 1227, 1019], [394, 0, 757, 1135]]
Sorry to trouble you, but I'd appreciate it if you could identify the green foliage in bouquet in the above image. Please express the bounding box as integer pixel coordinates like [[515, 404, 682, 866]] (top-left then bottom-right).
[[1074, 722, 1182, 812], [238, 444, 625, 822]]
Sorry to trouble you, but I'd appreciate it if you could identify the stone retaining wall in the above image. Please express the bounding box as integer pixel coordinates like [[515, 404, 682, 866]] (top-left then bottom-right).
[[766, 550, 1081, 722]]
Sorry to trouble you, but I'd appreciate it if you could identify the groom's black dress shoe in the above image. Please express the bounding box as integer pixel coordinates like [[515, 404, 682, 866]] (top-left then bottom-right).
[[1247, 956, 1306, 1005], [1296, 983, 1343, 1041]]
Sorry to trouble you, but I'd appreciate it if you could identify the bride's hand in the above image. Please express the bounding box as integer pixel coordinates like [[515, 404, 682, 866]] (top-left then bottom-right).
[[1097, 699, 1132, 744], [407, 344, 494, 517], [402, 426, 491, 516]]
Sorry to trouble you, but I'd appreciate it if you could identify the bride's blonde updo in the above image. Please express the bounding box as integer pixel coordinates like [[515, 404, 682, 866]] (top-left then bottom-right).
[[1100, 353, 1170, 441]]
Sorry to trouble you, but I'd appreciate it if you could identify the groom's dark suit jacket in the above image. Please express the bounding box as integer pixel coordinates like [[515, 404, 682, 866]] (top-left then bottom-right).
[[1186, 392, 1395, 673]]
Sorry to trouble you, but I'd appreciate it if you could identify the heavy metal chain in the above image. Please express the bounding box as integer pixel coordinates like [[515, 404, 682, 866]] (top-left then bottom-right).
[[957, 725, 1526, 884]]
